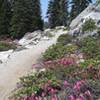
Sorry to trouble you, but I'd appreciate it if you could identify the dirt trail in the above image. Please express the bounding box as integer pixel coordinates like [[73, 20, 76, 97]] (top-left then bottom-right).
[[0, 30, 65, 99]]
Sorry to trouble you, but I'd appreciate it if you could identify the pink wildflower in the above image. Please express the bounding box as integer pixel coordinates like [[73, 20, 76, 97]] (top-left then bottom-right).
[[63, 80, 69, 86], [74, 80, 85, 91], [84, 90, 93, 100], [31, 93, 35, 97], [76, 95, 84, 100], [9, 96, 14, 100], [35, 96, 39, 100], [24, 96, 28, 100], [51, 88, 55, 93], [51, 95, 58, 100], [41, 92, 45, 97], [70, 95, 75, 100], [17, 96, 21, 100]]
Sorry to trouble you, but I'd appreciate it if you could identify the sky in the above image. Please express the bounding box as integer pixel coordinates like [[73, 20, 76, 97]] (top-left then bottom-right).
[[41, 0, 96, 21], [41, 0, 49, 21]]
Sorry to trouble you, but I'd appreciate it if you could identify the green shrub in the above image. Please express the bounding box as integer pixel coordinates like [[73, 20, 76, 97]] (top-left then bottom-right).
[[80, 59, 100, 68], [97, 28, 100, 36], [12, 64, 100, 99], [96, 0, 100, 3], [46, 32, 54, 38], [82, 19, 96, 32], [43, 42, 78, 60], [43, 44, 66, 60], [80, 36, 100, 59], [66, 44, 78, 54], [57, 34, 73, 45], [0, 41, 16, 51]]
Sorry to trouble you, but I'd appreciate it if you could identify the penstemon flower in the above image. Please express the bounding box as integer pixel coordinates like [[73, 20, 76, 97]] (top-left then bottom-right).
[[63, 80, 69, 87], [84, 90, 93, 100], [70, 95, 75, 100], [51, 95, 58, 100], [24, 96, 28, 100]]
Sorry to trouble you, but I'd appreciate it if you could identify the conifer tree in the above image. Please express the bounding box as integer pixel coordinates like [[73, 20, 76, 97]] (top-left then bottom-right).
[[0, 0, 12, 35], [70, 0, 92, 21], [47, 0, 60, 28], [47, 0, 69, 28], [59, 0, 69, 26], [10, 0, 43, 38]]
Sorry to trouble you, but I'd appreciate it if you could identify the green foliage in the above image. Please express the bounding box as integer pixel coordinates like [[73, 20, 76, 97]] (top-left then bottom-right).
[[0, 41, 16, 51], [80, 36, 100, 59], [13, 71, 60, 98], [46, 32, 54, 38], [47, 0, 69, 28], [96, 0, 100, 3], [70, 0, 92, 21], [43, 44, 67, 60], [57, 34, 73, 45], [12, 63, 100, 99], [0, 0, 12, 35], [82, 19, 96, 32], [97, 28, 100, 36], [43, 43, 78, 60], [44, 21, 49, 29], [80, 59, 100, 68], [66, 44, 78, 54], [10, 0, 43, 39]]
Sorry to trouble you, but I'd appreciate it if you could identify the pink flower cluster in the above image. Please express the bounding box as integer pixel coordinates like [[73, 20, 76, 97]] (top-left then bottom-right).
[[74, 80, 85, 91], [69, 90, 92, 100], [43, 57, 75, 66], [10, 80, 93, 100], [58, 57, 75, 65]]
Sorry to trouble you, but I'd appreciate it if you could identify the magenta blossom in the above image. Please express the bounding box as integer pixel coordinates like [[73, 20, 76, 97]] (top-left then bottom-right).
[[24, 96, 28, 100], [35, 96, 39, 100], [51, 95, 58, 100], [76, 95, 84, 100], [84, 90, 93, 100], [70, 95, 75, 100], [74, 80, 85, 91], [63, 80, 69, 86]]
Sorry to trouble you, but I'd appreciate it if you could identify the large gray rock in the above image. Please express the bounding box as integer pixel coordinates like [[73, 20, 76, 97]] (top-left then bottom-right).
[[18, 30, 43, 48], [0, 50, 13, 63], [70, 4, 100, 30], [69, 3, 100, 37]]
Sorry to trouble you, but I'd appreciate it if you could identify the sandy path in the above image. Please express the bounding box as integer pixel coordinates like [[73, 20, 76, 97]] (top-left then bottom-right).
[[0, 30, 65, 99]]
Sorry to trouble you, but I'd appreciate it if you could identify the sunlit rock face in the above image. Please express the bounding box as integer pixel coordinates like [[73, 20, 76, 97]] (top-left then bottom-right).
[[70, 4, 100, 30], [0, 26, 68, 64], [69, 3, 100, 38]]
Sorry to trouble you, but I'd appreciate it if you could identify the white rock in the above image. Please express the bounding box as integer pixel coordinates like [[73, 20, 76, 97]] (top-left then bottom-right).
[[18, 30, 42, 48], [70, 4, 100, 30], [0, 50, 13, 63]]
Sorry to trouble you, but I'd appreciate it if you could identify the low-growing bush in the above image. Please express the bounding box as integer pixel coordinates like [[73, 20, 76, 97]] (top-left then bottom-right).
[[10, 67, 100, 100], [82, 19, 96, 32], [43, 44, 67, 60], [79, 59, 100, 68], [43, 43, 78, 61], [96, 0, 100, 3], [97, 28, 100, 36], [0, 41, 16, 51], [57, 34, 73, 45], [80, 36, 100, 59]]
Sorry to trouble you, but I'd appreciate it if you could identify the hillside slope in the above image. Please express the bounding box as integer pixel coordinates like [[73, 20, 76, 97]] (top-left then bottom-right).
[[0, 28, 67, 99]]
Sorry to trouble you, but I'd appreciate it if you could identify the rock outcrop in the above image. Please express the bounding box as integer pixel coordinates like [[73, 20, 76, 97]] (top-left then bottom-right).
[[69, 3, 100, 36], [0, 27, 68, 64]]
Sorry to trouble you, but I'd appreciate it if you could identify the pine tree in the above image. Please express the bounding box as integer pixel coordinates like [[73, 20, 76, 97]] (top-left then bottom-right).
[[47, 0, 60, 28], [10, 0, 43, 39], [59, 0, 69, 26], [47, 0, 69, 28], [70, 0, 92, 21], [0, 0, 12, 35]]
